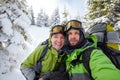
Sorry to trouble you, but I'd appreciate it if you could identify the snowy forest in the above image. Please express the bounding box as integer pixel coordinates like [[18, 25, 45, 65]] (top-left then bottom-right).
[[0, 0, 120, 79]]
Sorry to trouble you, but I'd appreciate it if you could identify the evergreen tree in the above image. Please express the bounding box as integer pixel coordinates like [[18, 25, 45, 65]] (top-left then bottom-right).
[[36, 9, 49, 27], [28, 6, 35, 25], [0, 0, 31, 49], [86, 0, 112, 20], [36, 9, 44, 27], [0, 0, 31, 74], [44, 13, 49, 27], [50, 8, 60, 27], [61, 5, 69, 25], [86, 0, 120, 29]]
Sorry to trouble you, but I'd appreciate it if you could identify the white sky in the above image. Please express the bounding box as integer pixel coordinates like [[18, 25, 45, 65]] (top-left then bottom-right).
[[26, 0, 87, 17]]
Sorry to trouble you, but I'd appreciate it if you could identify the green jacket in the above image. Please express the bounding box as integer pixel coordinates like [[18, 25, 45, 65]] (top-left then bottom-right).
[[66, 35, 120, 80], [21, 39, 66, 80]]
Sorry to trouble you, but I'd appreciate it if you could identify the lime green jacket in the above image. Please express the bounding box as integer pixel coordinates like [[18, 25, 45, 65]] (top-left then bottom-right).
[[21, 39, 66, 80], [66, 35, 120, 80]]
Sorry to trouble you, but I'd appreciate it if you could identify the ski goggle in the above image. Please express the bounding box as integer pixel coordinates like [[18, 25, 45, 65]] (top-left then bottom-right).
[[50, 25, 64, 34], [65, 20, 83, 32]]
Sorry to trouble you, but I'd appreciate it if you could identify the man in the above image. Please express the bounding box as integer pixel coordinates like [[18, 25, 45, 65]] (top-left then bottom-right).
[[64, 20, 120, 80], [20, 25, 67, 80]]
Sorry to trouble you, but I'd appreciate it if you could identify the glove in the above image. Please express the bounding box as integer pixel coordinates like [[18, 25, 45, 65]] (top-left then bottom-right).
[[50, 71, 63, 80], [40, 72, 51, 80], [49, 62, 69, 80], [50, 71, 69, 80]]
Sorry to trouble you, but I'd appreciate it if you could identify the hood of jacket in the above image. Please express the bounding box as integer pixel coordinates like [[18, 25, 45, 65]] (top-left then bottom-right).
[[62, 35, 98, 54]]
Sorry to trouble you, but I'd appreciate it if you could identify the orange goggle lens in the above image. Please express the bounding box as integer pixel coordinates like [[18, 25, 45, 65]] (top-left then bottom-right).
[[65, 20, 82, 31], [51, 25, 64, 34]]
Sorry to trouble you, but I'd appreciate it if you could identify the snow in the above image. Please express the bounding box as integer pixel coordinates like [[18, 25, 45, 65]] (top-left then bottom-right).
[[114, 21, 120, 30], [1, 14, 13, 36], [0, 26, 50, 80]]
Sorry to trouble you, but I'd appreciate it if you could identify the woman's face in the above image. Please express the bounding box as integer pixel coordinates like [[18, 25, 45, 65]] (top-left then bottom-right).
[[51, 33, 65, 51]]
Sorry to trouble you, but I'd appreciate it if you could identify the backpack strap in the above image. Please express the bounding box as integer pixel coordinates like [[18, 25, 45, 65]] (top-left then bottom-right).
[[39, 44, 49, 61], [70, 52, 83, 66], [103, 30, 107, 43], [70, 47, 98, 80], [33, 44, 49, 78], [82, 47, 97, 80]]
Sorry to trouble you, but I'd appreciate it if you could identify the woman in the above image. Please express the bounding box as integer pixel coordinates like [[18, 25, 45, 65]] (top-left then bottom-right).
[[20, 25, 66, 80]]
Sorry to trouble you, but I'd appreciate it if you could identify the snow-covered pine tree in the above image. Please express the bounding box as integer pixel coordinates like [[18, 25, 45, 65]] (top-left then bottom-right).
[[61, 5, 69, 25], [28, 6, 35, 25], [36, 9, 49, 27], [44, 13, 49, 27], [86, 0, 110, 20], [86, 0, 120, 26], [0, 0, 32, 74], [50, 7, 60, 27]]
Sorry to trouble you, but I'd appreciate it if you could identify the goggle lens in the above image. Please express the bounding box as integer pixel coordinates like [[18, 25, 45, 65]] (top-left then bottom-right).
[[65, 20, 82, 31], [51, 25, 64, 34]]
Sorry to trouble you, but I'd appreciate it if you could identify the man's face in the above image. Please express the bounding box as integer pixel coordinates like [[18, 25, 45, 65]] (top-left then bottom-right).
[[51, 33, 65, 51], [67, 29, 80, 46]]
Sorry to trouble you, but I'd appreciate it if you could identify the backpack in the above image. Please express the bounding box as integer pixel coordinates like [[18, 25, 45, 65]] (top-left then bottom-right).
[[86, 23, 120, 50], [70, 23, 120, 80]]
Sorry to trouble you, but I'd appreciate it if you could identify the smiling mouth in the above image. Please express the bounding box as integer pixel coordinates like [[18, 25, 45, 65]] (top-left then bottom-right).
[[56, 44, 62, 46]]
